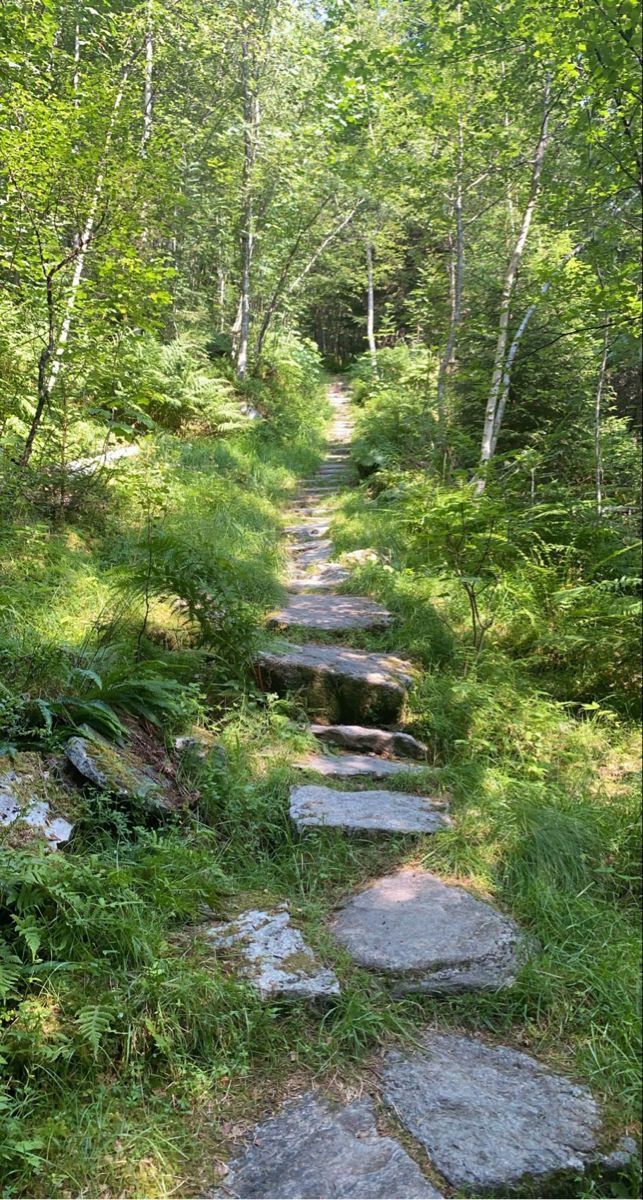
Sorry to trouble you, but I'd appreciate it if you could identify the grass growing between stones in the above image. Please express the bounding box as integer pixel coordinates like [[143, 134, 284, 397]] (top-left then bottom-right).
[[2, 379, 640, 1198]]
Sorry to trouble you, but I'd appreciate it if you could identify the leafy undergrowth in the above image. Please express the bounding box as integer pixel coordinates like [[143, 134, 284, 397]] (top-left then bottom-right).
[[1, 361, 640, 1198]]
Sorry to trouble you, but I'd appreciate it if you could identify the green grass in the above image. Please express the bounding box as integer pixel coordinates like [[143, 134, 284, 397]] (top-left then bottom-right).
[[1, 369, 640, 1197]]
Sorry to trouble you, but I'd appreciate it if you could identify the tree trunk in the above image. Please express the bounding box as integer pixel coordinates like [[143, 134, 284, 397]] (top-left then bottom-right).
[[20, 62, 132, 466], [595, 320, 610, 515], [141, 3, 153, 154], [436, 114, 464, 436], [478, 73, 552, 484], [365, 240, 378, 372], [234, 39, 258, 380]]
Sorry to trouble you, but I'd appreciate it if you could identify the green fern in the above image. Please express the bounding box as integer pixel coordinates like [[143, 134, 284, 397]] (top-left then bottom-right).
[[76, 1004, 114, 1056]]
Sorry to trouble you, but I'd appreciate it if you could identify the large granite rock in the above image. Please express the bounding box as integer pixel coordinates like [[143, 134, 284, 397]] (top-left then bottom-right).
[[204, 906, 339, 1001], [0, 754, 74, 849], [217, 1092, 441, 1198], [294, 751, 427, 779], [254, 643, 415, 724], [66, 733, 171, 811], [311, 723, 428, 760], [268, 594, 392, 633], [290, 785, 450, 835], [382, 1032, 608, 1192], [330, 868, 527, 992]]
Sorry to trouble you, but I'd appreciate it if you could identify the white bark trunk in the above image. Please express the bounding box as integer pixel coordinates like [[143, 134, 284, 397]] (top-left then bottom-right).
[[436, 115, 464, 432], [141, 4, 153, 154], [287, 204, 363, 295], [73, 24, 81, 105], [234, 39, 258, 380], [45, 65, 131, 401], [478, 74, 552, 479], [366, 241, 378, 372], [595, 321, 610, 515]]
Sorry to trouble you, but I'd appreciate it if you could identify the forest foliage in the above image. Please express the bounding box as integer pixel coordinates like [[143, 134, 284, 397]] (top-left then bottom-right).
[[0, 0, 641, 1195]]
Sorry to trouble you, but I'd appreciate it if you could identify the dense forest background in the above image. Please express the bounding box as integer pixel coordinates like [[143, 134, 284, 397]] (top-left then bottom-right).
[[0, 0, 641, 1195]]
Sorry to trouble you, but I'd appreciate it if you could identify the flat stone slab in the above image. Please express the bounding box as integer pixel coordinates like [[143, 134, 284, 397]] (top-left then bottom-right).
[[285, 520, 331, 537], [290, 540, 333, 567], [0, 755, 74, 849], [255, 643, 415, 724], [330, 868, 527, 992], [268, 594, 392, 633], [218, 1092, 441, 1198], [294, 752, 427, 779], [311, 724, 428, 759], [204, 906, 339, 1001], [290, 785, 450, 834], [382, 1032, 604, 1192], [288, 564, 350, 591]]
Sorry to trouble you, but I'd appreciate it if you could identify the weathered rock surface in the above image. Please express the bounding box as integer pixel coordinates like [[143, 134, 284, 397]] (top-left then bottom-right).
[[340, 548, 380, 565], [330, 868, 527, 992], [204, 906, 339, 1001], [269, 594, 392, 633], [290, 540, 333, 567], [217, 1092, 441, 1199], [285, 520, 331, 538], [254, 643, 415, 724], [0, 755, 74, 849], [288, 564, 350, 591], [294, 751, 427, 779], [311, 723, 428, 759], [66, 734, 171, 810], [382, 1032, 606, 1192], [290, 785, 450, 834]]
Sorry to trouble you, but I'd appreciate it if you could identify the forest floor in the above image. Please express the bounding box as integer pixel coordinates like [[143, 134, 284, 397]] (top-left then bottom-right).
[[1, 381, 640, 1199]]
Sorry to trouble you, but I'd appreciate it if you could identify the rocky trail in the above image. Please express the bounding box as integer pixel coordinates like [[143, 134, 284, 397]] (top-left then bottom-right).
[[1, 383, 635, 1199], [209, 383, 635, 1198]]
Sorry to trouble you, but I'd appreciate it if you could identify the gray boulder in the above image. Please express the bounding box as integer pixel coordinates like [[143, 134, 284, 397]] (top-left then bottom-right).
[[310, 723, 428, 759], [204, 906, 339, 1001], [289, 785, 450, 834], [330, 868, 528, 992], [217, 1092, 442, 1198], [382, 1031, 609, 1192], [254, 643, 415, 724], [66, 734, 171, 811]]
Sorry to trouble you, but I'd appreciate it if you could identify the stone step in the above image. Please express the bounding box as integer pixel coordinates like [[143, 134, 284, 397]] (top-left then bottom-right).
[[311, 723, 428, 760], [289, 784, 451, 834], [382, 1031, 628, 1193], [254, 643, 415, 724], [204, 906, 339, 1002], [330, 867, 528, 993], [288, 565, 351, 592], [284, 520, 331, 538], [289, 540, 333, 568], [294, 751, 427, 779], [217, 1092, 442, 1199], [268, 594, 392, 633]]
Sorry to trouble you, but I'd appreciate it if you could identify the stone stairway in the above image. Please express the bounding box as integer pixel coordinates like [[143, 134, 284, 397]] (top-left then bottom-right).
[[212, 382, 631, 1199]]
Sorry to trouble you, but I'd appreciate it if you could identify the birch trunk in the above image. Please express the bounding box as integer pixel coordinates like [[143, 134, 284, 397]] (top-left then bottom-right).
[[436, 115, 464, 436], [21, 63, 132, 466], [234, 39, 258, 380], [478, 74, 552, 481], [141, 3, 153, 154], [595, 320, 610, 515], [365, 241, 378, 372]]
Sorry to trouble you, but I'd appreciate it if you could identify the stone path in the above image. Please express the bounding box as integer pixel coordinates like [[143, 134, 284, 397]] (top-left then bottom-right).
[[218, 382, 628, 1197]]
